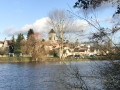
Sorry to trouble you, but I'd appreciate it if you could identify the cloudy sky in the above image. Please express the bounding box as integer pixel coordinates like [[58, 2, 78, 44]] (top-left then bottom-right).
[[0, 0, 119, 41]]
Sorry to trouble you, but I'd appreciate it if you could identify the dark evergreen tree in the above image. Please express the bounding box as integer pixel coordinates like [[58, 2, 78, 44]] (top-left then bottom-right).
[[27, 29, 34, 39], [9, 35, 15, 53], [14, 33, 24, 53]]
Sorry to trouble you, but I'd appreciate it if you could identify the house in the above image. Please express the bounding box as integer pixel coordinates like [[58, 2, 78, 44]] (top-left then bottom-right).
[[73, 44, 91, 56], [0, 39, 12, 57], [62, 44, 73, 57], [0, 39, 11, 50]]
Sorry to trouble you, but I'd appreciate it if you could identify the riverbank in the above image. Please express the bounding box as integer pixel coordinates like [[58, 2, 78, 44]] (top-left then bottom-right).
[[0, 56, 119, 63], [0, 57, 32, 63]]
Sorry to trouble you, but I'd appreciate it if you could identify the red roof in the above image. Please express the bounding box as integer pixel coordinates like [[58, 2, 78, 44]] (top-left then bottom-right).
[[0, 41, 4, 44], [74, 48, 88, 52], [0, 40, 12, 45], [6, 40, 12, 45], [52, 42, 59, 46]]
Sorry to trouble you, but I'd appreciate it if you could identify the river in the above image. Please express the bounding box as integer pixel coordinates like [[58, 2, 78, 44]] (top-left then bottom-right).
[[0, 61, 116, 90]]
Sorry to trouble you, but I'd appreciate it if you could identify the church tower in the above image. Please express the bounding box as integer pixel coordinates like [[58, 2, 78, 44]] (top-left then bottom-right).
[[48, 29, 56, 42]]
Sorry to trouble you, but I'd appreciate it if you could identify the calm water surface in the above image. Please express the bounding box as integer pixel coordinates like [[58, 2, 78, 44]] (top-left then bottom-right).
[[0, 61, 111, 90]]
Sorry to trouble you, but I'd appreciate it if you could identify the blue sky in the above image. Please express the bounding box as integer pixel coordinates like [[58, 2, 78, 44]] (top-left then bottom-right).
[[0, 0, 76, 40], [0, 0, 119, 43], [0, 0, 74, 29]]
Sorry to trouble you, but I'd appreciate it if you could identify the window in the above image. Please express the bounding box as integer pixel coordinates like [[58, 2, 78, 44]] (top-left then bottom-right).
[[49, 37, 51, 40]]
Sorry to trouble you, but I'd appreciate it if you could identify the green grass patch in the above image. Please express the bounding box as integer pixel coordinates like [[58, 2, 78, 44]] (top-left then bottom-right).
[[0, 57, 32, 63]]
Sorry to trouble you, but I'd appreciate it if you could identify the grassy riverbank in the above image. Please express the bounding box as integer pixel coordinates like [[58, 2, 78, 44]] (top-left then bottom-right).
[[0, 55, 120, 63], [0, 57, 32, 63]]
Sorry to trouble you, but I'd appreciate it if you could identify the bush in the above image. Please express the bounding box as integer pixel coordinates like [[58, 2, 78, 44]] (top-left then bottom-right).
[[0, 48, 9, 55], [14, 49, 21, 53]]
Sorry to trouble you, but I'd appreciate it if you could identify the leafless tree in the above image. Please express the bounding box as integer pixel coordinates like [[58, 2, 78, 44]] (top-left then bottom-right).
[[48, 9, 73, 59], [57, 0, 120, 89], [21, 32, 47, 61], [0, 48, 9, 56]]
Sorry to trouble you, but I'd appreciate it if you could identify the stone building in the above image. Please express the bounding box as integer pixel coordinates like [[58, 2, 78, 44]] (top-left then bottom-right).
[[48, 29, 56, 42]]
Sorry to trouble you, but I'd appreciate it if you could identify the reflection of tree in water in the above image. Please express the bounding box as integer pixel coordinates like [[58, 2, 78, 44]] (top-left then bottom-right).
[[96, 61, 120, 89], [52, 61, 120, 90], [51, 62, 90, 90]]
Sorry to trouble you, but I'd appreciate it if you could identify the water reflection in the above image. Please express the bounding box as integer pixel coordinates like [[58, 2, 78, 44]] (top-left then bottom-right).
[[0, 61, 118, 90]]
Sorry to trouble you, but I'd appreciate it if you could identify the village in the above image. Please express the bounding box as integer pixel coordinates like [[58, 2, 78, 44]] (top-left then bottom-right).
[[0, 0, 120, 89], [0, 29, 110, 58]]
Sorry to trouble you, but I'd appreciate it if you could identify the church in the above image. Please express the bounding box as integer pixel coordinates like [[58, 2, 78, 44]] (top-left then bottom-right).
[[43, 29, 59, 51], [48, 29, 56, 42]]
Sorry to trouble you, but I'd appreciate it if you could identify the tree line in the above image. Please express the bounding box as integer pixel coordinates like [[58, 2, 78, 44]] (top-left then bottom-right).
[[9, 29, 47, 61]]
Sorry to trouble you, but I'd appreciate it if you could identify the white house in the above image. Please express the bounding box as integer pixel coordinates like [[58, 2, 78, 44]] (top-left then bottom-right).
[[0, 39, 11, 50]]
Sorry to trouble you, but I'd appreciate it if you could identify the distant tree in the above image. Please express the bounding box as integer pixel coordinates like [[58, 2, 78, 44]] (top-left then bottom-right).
[[0, 48, 9, 55], [11, 35, 15, 44], [21, 32, 47, 61], [14, 33, 24, 53], [42, 39, 45, 42], [75, 39, 79, 47], [10, 35, 16, 53], [27, 29, 34, 39], [104, 40, 112, 51]]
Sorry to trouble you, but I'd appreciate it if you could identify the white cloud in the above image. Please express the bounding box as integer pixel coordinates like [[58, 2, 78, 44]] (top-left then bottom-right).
[[104, 16, 113, 23], [4, 17, 90, 36], [18, 17, 51, 34], [4, 26, 16, 36], [5, 17, 50, 36], [68, 20, 90, 32], [4, 26, 14, 32]]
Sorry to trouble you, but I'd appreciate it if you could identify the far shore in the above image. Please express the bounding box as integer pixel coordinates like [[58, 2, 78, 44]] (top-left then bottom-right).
[[0, 56, 119, 63]]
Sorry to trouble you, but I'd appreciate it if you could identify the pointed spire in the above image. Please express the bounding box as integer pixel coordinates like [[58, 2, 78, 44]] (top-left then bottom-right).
[[49, 29, 56, 33]]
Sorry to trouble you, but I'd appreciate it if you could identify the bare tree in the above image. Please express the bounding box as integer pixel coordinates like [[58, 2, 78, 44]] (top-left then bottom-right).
[[21, 32, 47, 61], [63, 0, 120, 89], [0, 48, 9, 56], [48, 9, 73, 59]]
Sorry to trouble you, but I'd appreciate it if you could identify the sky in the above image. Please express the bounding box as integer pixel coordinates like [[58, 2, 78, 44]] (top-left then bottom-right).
[[0, 0, 76, 40], [0, 0, 119, 43]]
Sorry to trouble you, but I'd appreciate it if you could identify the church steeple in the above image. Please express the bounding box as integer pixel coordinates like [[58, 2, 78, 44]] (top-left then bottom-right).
[[49, 29, 56, 34], [48, 29, 56, 42]]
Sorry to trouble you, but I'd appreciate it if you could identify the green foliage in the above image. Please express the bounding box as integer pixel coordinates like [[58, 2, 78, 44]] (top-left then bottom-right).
[[14, 33, 24, 53], [42, 39, 45, 42], [27, 29, 34, 39], [49, 49, 58, 57], [10, 35, 15, 53], [11, 35, 15, 44], [14, 49, 21, 53]]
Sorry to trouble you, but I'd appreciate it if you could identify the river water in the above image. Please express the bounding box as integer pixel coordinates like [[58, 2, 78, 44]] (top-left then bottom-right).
[[0, 61, 114, 90]]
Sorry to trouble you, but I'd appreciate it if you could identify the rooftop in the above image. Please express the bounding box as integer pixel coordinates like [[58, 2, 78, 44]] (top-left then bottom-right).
[[49, 29, 56, 34]]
